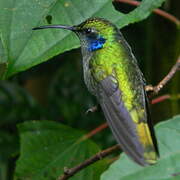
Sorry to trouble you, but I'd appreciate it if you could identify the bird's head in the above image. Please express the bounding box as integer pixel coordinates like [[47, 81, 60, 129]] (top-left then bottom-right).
[[33, 17, 118, 52]]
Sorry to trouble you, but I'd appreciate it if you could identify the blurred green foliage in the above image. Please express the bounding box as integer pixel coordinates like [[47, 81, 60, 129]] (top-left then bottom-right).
[[15, 120, 108, 180], [0, 0, 179, 179]]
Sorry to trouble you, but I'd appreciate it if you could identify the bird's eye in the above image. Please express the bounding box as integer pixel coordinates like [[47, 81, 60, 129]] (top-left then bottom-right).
[[85, 28, 92, 34]]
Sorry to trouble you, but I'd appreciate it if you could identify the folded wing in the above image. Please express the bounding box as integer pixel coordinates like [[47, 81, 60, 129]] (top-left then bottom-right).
[[98, 75, 158, 166]]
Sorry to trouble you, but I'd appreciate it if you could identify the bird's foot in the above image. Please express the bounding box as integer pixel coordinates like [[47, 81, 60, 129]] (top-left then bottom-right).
[[85, 105, 98, 115], [145, 84, 154, 92]]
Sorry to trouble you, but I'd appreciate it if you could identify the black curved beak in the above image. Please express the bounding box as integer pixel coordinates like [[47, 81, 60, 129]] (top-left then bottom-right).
[[32, 25, 76, 31]]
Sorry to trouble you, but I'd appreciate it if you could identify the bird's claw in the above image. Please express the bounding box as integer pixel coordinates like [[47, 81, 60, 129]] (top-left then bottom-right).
[[145, 84, 154, 92], [85, 105, 98, 115]]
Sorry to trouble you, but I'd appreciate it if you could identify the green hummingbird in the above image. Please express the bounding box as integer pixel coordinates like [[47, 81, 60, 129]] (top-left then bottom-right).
[[33, 17, 159, 166]]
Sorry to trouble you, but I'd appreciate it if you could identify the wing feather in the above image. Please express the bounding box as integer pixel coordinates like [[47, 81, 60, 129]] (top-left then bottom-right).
[[98, 75, 157, 166]]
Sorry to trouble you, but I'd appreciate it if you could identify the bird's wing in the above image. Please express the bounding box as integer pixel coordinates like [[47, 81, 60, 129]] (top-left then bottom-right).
[[98, 75, 158, 166]]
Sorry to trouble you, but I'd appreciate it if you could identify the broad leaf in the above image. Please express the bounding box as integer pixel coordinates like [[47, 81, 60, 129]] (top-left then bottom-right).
[[0, 34, 8, 79], [15, 120, 107, 180], [0, 0, 166, 78], [101, 115, 180, 180]]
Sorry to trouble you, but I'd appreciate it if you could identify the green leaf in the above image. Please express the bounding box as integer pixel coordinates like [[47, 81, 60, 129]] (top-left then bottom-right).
[[101, 115, 180, 180], [15, 120, 107, 180], [0, 33, 8, 79], [0, 0, 166, 78]]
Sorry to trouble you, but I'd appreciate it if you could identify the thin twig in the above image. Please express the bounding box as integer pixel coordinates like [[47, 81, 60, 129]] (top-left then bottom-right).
[[151, 94, 170, 104], [115, 0, 180, 26], [148, 57, 180, 95], [58, 145, 120, 180], [84, 123, 108, 139]]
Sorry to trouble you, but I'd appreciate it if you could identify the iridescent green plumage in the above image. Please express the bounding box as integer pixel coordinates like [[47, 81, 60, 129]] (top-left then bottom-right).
[[33, 17, 159, 166]]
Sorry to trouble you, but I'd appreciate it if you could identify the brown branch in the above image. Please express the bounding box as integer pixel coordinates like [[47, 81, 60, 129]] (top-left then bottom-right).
[[58, 145, 120, 180], [147, 57, 180, 96], [115, 0, 180, 26]]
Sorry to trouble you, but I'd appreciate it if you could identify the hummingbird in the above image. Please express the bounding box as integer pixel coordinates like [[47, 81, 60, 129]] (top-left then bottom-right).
[[33, 17, 159, 166]]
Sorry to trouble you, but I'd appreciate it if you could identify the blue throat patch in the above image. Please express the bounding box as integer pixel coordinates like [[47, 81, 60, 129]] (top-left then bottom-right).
[[88, 36, 106, 52]]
